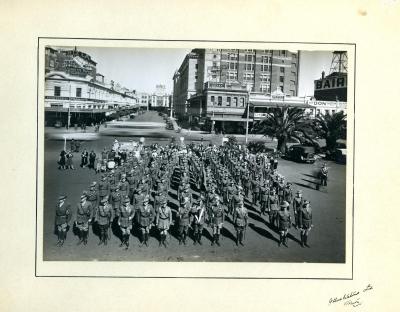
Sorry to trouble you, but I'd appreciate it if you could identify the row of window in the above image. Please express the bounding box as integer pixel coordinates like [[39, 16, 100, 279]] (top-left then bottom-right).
[[210, 95, 245, 107], [54, 86, 82, 97]]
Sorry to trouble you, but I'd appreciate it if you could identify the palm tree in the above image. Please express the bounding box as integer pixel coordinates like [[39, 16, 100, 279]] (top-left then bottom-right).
[[312, 111, 346, 154], [252, 107, 316, 153]]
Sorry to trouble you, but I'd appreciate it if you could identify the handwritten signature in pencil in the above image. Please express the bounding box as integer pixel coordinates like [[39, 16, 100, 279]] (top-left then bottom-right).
[[329, 284, 373, 308]]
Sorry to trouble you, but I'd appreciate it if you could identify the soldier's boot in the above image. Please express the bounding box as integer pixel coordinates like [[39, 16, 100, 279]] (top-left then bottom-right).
[[211, 234, 215, 246], [300, 233, 305, 247], [198, 233, 202, 245], [236, 232, 239, 246], [56, 232, 61, 246], [159, 235, 163, 247], [162, 234, 167, 248], [83, 231, 88, 245], [216, 234, 220, 247], [98, 232, 104, 245], [144, 233, 149, 247], [125, 235, 129, 250], [283, 235, 288, 247], [193, 232, 198, 245], [60, 231, 66, 246], [239, 231, 244, 246], [183, 232, 187, 245], [279, 234, 283, 247], [304, 235, 310, 248]]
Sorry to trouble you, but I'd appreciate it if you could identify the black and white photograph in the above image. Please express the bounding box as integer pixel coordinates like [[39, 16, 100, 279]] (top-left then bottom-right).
[[39, 42, 351, 267]]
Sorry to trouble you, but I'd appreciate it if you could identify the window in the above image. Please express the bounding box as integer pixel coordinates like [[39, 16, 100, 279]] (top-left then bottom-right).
[[244, 63, 254, 71], [281, 50, 286, 56], [261, 64, 269, 72], [228, 62, 237, 70], [245, 54, 254, 62], [245, 49, 255, 53], [195, 75, 198, 80], [261, 55, 270, 63], [217, 96, 222, 106], [228, 53, 238, 61], [240, 98, 245, 107], [227, 71, 237, 80], [195, 64, 198, 69], [213, 62, 217, 67], [260, 84, 269, 92], [233, 97, 238, 106], [317, 109, 321, 115], [280, 67, 285, 73], [54, 86, 61, 96], [243, 72, 254, 80], [280, 86, 284, 92], [226, 97, 231, 106], [279, 76, 284, 83], [260, 74, 270, 82], [211, 96, 215, 104], [76, 87, 82, 98]]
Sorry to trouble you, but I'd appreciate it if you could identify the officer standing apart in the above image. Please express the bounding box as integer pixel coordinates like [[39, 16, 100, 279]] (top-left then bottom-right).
[[234, 202, 248, 246], [54, 195, 71, 246], [299, 200, 313, 247]]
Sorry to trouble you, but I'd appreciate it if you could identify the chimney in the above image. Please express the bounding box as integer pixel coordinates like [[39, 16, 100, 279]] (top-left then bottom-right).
[[321, 71, 325, 79]]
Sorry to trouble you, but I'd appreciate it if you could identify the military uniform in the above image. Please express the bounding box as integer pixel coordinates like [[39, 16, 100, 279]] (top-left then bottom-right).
[[138, 198, 154, 246], [268, 191, 279, 227], [178, 198, 191, 245], [234, 205, 248, 246], [252, 178, 260, 205], [119, 175, 130, 198], [156, 199, 172, 247], [277, 201, 291, 247], [98, 176, 110, 201], [210, 199, 224, 246], [191, 199, 207, 245], [54, 196, 71, 246], [260, 184, 269, 215], [118, 197, 135, 249], [96, 198, 112, 245], [86, 183, 98, 212], [292, 192, 304, 229], [110, 186, 122, 219], [299, 201, 312, 247], [75, 196, 93, 245]]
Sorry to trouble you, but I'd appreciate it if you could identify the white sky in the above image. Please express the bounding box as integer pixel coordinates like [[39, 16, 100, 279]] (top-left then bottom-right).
[[74, 47, 332, 96]]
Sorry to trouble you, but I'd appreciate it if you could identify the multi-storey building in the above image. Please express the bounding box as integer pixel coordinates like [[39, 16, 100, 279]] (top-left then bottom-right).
[[172, 48, 299, 132], [44, 47, 137, 127]]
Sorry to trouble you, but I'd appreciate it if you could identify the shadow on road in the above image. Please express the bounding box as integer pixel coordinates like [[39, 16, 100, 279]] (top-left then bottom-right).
[[248, 223, 279, 243]]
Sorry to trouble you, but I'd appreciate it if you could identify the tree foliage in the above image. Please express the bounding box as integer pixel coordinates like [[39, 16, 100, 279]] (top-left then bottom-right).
[[252, 107, 316, 153], [312, 111, 347, 153]]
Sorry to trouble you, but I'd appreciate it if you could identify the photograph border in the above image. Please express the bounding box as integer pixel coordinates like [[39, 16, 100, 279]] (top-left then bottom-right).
[[35, 37, 356, 280]]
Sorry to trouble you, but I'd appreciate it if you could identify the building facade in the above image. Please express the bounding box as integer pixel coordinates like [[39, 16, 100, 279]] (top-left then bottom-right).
[[44, 47, 138, 126], [172, 49, 299, 132], [150, 84, 170, 109]]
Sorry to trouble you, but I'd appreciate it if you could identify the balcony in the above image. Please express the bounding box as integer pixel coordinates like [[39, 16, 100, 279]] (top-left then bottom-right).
[[204, 81, 248, 91]]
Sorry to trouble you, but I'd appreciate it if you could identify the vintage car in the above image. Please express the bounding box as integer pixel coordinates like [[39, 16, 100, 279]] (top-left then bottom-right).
[[286, 145, 316, 163]]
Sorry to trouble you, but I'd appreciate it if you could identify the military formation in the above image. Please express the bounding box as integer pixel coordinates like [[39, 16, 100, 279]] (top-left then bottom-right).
[[54, 141, 315, 249]]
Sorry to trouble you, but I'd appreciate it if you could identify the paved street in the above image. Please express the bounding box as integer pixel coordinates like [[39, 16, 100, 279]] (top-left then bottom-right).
[[43, 111, 346, 262]]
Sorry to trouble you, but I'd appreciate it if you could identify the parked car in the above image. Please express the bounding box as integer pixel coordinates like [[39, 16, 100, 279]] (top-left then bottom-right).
[[334, 140, 347, 164], [285, 145, 316, 163]]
